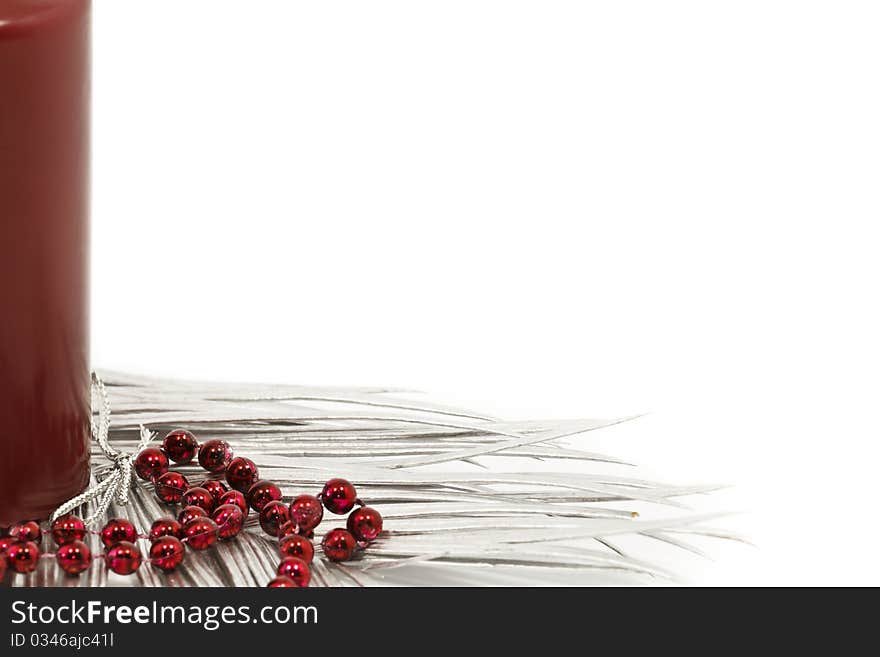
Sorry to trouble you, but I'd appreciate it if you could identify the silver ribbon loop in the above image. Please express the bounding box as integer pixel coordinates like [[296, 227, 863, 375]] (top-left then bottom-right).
[[50, 373, 155, 526]]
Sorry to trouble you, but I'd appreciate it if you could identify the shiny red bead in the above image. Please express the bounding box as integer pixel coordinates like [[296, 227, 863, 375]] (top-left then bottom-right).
[[100, 518, 137, 549], [162, 429, 199, 464], [212, 504, 245, 539], [134, 447, 169, 481], [106, 541, 142, 575], [321, 478, 358, 515], [289, 494, 324, 533], [7, 541, 40, 574], [149, 518, 183, 542], [198, 439, 233, 473], [321, 528, 357, 562], [201, 479, 228, 502], [218, 490, 249, 516], [178, 505, 208, 527], [10, 521, 42, 545], [50, 515, 87, 546], [0, 535, 18, 556], [347, 506, 384, 542], [276, 557, 310, 587], [155, 471, 190, 504], [225, 457, 259, 492], [56, 540, 92, 575], [183, 517, 218, 550], [259, 501, 290, 537], [182, 487, 216, 513], [149, 536, 185, 572], [267, 576, 297, 588], [279, 534, 314, 563], [247, 480, 282, 512]]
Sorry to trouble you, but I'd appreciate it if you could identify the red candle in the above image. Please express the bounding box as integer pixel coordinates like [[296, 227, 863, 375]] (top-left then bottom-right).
[[0, 0, 91, 526]]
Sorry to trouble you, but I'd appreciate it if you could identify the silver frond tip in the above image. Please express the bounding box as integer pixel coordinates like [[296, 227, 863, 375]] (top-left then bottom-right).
[[14, 371, 739, 587]]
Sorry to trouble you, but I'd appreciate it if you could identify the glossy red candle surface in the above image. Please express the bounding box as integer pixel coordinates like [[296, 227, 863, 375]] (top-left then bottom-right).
[[0, 0, 91, 526]]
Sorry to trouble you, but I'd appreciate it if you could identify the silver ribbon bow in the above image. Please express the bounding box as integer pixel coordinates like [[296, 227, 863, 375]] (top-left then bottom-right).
[[50, 373, 154, 526]]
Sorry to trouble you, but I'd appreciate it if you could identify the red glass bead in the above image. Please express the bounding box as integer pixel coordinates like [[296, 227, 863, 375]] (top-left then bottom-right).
[[183, 517, 218, 550], [10, 521, 42, 545], [201, 479, 228, 502], [149, 518, 183, 542], [7, 541, 40, 573], [289, 494, 324, 533], [259, 501, 289, 537], [50, 515, 87, 546], [247, 480, 282, 512], [106, 541, 142, 575], [198, 439, 233, 473], [0, 535, 18, 556], [267, 576, 297, 588], [225, 457, 259, 492], [276, 557, 310, 587], [155, 471, 190, 504], [56, 540, 91, 575], [321, 478, 358, 515], [178, 506, 208, 527], [182, 487, 216, 513], [149, 536, 185, 572], [321, 528, 357, 562], [100, 518, 137, 549], [162, 429, 199, 464], [347, 506, 384, 542], [279, 534, 314, 563], [218, 490, 249, 516], [134, 447, 169, 482], [212, 504, 245, 539]]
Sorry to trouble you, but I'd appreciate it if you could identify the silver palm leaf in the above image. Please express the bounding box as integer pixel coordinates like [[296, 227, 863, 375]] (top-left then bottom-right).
[[12, 370, 738, 587]]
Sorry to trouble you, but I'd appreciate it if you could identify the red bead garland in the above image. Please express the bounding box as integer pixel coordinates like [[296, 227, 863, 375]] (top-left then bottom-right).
[[321, 478, 358, 515], [106, 541, 142, 575], [276, 557, 310, 587], [247, 480, 282, 512], [218, 490, 249, 516], [183, 517, 218, 550], [57, 540, 92, 575], [149, 518, 183, 541], [182, 487, 216, 513], [51, 514, 87, 546], [149, 536, 185, 572], [198, 440, 233, 473], [2, 428, 385, 587], [10, 521, 42, 545], [155, 471, 190, 504], [134, 447, 169, 482], [100, 518, 137, 549], [201, 479, 228, 502], [321, 528, 357, 562], [259, 501, 290, 537], [279, 534, 315, 563], [178, 505, 208, 527], [225, 456, 259, 492], [347, 506, 384, 542], [162, 429, 199, 464], [7, 541, 40, 573], [289, 494, 324, 533], [212, 504, 245, 539]]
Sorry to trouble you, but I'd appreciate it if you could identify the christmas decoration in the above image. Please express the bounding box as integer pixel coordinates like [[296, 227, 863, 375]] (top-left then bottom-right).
[[0, 371, 736, 587]]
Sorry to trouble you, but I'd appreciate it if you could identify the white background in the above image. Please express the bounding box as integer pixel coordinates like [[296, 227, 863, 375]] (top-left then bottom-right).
[[92, 1, 880, 585]]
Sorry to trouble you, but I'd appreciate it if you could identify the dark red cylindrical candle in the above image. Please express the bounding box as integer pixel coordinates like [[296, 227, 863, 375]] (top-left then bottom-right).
[[0, 0, 91, 526]]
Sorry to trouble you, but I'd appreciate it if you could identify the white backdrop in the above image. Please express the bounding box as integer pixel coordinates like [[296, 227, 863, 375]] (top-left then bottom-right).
[[92, 1, 880, 585]]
